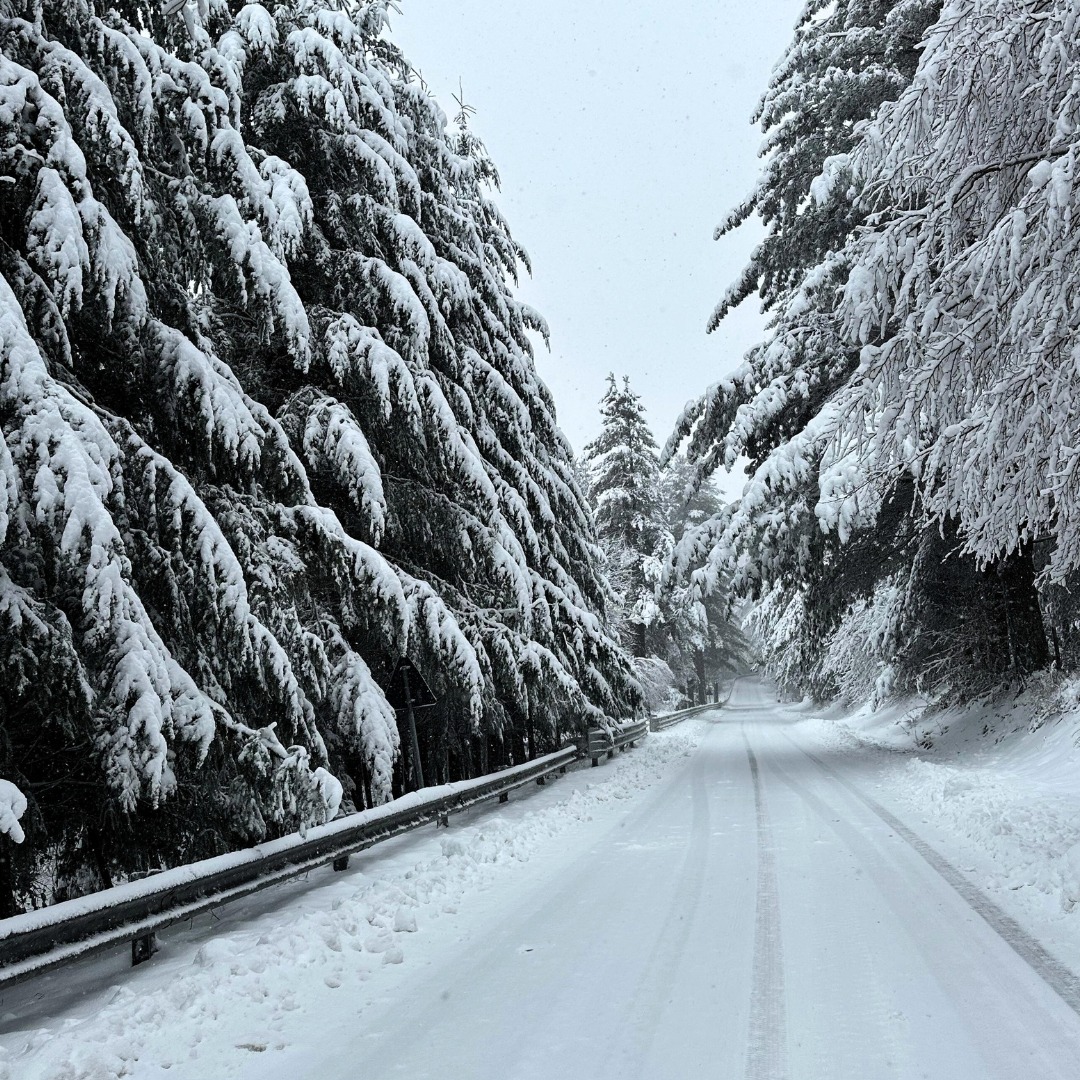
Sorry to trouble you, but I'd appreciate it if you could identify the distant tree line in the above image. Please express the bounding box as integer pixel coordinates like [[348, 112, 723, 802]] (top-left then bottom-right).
[[583, 375, 752, 711]]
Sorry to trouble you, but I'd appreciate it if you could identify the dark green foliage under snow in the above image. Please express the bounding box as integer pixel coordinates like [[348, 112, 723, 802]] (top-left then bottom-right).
[[0, 0, 638, 912]]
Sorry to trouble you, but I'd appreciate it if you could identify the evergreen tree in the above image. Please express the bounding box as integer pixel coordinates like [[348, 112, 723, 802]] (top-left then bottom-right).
[[666, 0, 942, 600], [0, 0, 636, 911], [658, 456, 754, 700], [666, 0, 1048, 700], [584, 379, 749, 702], [832, 0, 1080, 583], [670, 0, 941, 513], [711, 0, 941, 325], [583, 375, 665, 656]]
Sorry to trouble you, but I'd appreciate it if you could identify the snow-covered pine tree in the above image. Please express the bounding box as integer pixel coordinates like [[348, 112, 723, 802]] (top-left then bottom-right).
[[234, 2, 639, 773], [668, 0, 941, 523], [664, 0, 1043, 700], [660, 0, 941, 699], [657, 456, 753, 701], [711, 0, 941, 325], [0, 0, 636, 912], [831, 0, 1080, 623], [583, 379, 748, 703], [583, 375, 666, 657], [0, 0, 350, 908]]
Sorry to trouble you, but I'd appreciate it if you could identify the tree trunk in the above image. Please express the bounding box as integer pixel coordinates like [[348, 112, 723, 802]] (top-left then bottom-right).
[[694, 651, 707, 705], [0, 842, 17, 919], [995, 540, 1049, 675]]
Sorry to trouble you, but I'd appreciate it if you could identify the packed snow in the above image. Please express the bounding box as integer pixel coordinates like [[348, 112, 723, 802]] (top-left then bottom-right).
[[801, 678, 1080, 965]]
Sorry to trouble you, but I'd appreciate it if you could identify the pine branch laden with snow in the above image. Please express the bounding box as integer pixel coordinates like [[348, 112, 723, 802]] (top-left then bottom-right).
[[668, 0, 961, 699], [708, 0, 942, 327], [0, 0, 636, 909], [668, 1, 943, 590], [832, 0, 1080, 580]]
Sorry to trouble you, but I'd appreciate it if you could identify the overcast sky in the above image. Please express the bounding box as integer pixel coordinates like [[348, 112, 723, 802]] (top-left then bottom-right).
[[393, 0, 801, 496]]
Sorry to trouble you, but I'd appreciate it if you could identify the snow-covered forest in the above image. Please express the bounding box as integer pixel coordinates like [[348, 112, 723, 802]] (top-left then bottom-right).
[[17, 2, 1080, 1077], [6, 0, 1080, 933], [582, 374, 750, 710], [670, 0, 1080, 708], [0, 0, 652, 913]]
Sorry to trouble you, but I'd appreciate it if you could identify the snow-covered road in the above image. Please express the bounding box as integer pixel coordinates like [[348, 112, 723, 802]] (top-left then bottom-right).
[[318, 678, 1080, 1080], [9, 678, 1080, 1079]]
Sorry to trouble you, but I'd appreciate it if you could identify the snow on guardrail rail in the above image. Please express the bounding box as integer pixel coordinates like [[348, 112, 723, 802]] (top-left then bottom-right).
[[587, 718, 649, 765], [0, 689, 734, 990], [0, 744, 581, 989], [648, 682, 736, 732]]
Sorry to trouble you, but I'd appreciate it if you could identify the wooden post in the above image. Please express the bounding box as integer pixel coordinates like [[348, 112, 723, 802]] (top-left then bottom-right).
[[402, 665, 425, 791]]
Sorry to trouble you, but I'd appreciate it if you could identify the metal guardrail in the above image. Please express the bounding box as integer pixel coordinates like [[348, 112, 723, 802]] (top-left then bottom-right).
[[649, 703, 715, 732], [0, 744, 580, 989], [0, 683, 738, 990], [648, 679, 740, 732], [586, 718, 649, 766]]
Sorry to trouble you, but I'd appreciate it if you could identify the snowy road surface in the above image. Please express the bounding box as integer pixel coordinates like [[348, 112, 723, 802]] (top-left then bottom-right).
[[8, 678, 1080, 1079], [320, 678, 1080, 1080]]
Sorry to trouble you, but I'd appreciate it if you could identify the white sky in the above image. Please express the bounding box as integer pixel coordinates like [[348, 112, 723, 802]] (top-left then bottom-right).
[[392, 0, 802, 498]]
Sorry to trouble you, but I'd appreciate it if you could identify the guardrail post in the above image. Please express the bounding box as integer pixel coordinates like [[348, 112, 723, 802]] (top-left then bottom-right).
[[536, 776, 546, 785], [332, 855, 350, 872], [131, 932, 156, 967], [499, 791, 509, 803]]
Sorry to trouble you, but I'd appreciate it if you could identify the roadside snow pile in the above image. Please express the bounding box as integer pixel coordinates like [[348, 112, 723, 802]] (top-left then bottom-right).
[[894, 756, 1080, 914], [0, 723, 704, 1080], [798, 695, 934, 754], [803, 681, 1080, 924]]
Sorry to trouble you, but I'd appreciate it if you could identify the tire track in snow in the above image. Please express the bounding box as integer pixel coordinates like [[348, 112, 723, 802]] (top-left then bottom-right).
[[760, 751, 918, 1080], [743, 726, 788, 1080], [620, 744, 715, 1080], [786, 732, 1080, 1020]]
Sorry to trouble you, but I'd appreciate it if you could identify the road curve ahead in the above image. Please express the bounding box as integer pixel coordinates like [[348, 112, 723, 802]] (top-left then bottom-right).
[[285, 678, 1080, 1080]]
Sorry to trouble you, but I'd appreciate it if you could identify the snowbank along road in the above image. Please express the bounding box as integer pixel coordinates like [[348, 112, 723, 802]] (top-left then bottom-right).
[[8, 678, 1080, 1079]]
